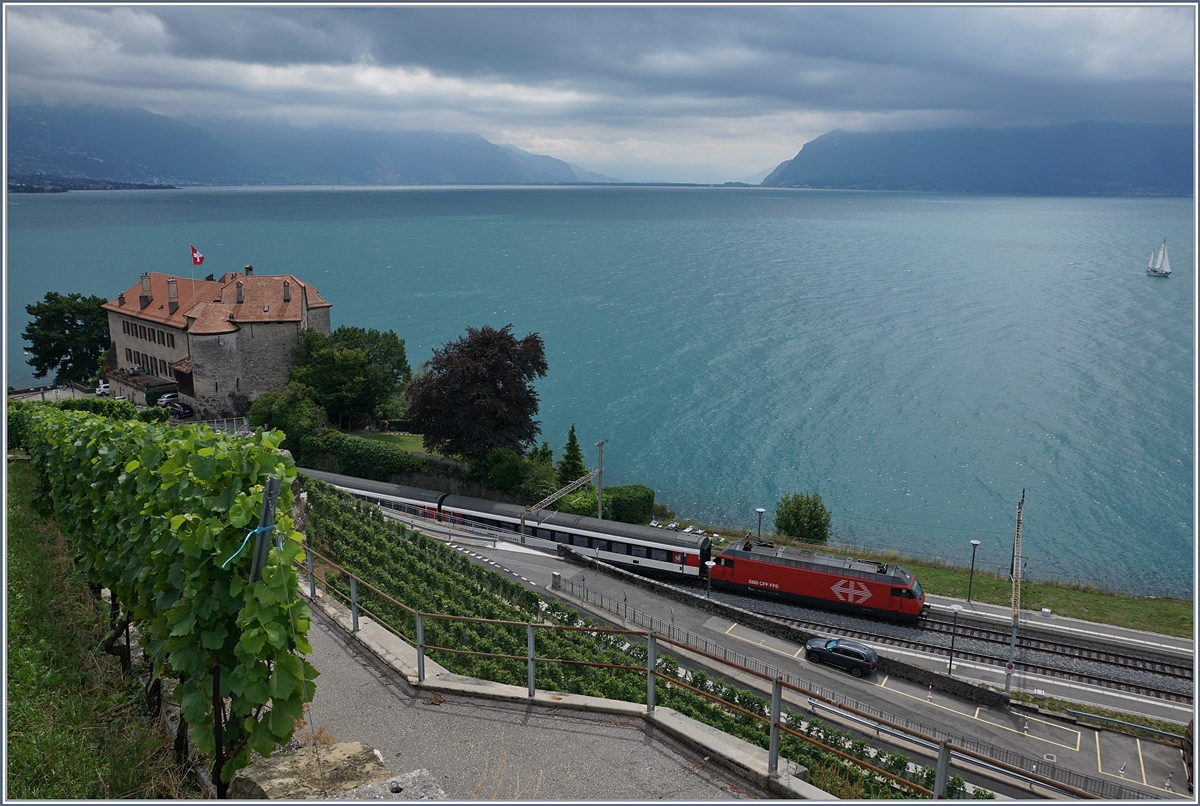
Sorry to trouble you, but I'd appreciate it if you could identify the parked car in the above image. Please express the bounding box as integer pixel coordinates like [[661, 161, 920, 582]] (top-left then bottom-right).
[[804, 637, 878, 678], [156, 392, 179, 407], [95, 380, 110, 396], [169, 402, 194, 419]]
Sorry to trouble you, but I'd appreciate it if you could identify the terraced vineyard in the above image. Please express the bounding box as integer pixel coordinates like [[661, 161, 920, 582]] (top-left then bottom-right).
[[301, 476, 978, 799]]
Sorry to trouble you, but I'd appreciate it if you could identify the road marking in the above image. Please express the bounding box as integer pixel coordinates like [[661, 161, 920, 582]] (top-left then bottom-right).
[[950, 705, 1080, 750], [723, 622, 807, 661], [1138, 738, 1147, 786]]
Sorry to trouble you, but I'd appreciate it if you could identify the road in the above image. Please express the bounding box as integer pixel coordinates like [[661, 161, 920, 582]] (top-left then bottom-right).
[[438, 533, 1189, 800]]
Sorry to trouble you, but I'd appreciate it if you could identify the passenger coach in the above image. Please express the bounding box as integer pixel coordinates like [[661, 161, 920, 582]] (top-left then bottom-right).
[[300, 468, 713, 577]]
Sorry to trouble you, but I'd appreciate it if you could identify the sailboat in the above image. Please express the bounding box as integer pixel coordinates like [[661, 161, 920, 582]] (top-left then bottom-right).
[[1146, 240, 1172, 277]]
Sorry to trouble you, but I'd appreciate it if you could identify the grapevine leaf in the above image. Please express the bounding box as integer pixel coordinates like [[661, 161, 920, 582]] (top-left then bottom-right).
[[189, 452, 216, 481], [169, 611, 196, 636]]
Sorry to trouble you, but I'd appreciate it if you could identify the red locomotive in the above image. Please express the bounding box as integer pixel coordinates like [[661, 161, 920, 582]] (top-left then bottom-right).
[[709, 539, 928, 623]]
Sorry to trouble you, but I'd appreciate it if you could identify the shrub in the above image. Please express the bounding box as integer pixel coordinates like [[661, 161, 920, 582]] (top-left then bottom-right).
[[774, 491, 831, 543]]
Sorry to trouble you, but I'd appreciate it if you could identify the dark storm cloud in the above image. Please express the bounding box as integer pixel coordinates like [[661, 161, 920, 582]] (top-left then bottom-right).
[[123, 5, 1192, 126], [5, 5, 1193, 181]]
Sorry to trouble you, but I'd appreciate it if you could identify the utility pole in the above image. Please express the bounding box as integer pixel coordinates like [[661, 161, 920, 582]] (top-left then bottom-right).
[[595, 439, 608, 520], [1005, 489, 1024, 693]]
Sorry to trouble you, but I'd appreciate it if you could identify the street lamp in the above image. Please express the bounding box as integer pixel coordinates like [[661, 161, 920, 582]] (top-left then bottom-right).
[[704, 560, 716, 597], [967, 540, 981, 602], [756, 508, 766, 541], [947, 604, 963, 676]]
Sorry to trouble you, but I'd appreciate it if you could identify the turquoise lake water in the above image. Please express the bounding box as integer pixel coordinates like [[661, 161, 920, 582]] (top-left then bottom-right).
[[5, 186, 1194, 596]]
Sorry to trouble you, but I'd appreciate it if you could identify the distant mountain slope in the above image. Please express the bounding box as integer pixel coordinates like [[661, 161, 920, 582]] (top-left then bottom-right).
[[497, 144, 622, 183], [6, 103, 619, 186], [762, 123, 1193, 196], [8, 104, 254, 183]]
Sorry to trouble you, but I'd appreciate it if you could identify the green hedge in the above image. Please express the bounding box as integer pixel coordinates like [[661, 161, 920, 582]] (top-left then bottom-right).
[[297, 429, 429, 481], [556, 484, 655, 524]]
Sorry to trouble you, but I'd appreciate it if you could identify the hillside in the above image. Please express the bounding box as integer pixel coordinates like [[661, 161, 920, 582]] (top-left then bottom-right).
[[6, 103, 621, 187], [762, 122, 1192, 196]]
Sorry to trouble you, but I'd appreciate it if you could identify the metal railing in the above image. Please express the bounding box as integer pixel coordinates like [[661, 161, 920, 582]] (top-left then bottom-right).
[[293, 542, 933, 797], [196, 416, 250, 434], [556, 576, 1157, 801]]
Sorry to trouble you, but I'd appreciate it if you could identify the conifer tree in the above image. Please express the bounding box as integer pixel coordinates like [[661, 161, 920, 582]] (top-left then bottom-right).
[[557, 424, 588, 487]]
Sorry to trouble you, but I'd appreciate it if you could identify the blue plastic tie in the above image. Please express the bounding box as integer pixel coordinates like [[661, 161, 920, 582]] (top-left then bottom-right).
[[221, 524, 275, 569]]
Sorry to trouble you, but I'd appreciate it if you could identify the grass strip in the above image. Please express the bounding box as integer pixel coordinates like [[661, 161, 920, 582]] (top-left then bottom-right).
[[5, 459, 200, 799]]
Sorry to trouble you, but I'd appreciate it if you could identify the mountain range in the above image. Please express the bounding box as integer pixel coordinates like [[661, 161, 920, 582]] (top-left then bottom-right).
[[762, 122, 1192, 196], [6, 103, 1192, 195], [7, 103, 622, 186]]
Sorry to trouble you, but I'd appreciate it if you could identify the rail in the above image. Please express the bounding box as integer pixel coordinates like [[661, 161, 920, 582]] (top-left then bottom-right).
[[555, 576, 1156, 800]]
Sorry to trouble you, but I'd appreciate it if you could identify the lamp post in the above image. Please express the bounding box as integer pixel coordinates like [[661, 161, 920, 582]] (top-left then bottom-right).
[[756, 508, 766, 541], [967, 540, 981, 602], [948, 604, 963, 676], [595, 439, 608, 520], [705, 560, 716, 597]]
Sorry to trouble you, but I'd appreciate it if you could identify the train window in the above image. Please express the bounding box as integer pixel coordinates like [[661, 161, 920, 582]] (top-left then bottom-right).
[[650, 549, 669, 562], [891, 588, 904, 597], [719, 557, 734, 568], [554, 532, 571, 544], [593, 539, 609, 552], [630, 545, 648, 558], [573, 535, 589, 547], [609, 542, 627, 555], [536, 528, 553, 540]]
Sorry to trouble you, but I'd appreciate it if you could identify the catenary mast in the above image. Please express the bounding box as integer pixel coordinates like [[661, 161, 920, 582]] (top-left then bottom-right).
[[1004, 489, 1024, 693]]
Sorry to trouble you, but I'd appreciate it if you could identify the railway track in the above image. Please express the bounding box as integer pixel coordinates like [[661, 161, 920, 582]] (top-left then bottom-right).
[[759, 609, 1193, 705], [920, 614, 1194, 681]]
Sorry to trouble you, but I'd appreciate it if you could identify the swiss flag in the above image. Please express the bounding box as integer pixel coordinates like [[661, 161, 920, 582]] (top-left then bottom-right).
[[190, 245, 205, 265]]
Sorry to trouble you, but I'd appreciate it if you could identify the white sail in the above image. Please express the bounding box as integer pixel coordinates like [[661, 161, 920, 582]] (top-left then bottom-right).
[[1147, 239, 1172, 276]]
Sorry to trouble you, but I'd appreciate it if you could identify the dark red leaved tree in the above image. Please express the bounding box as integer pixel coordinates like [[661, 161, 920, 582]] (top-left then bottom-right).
[[406, 324, 547, 461]]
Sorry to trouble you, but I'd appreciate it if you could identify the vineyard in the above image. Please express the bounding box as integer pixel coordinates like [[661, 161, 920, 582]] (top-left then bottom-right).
[[301, 476, 981, 799], [16, 404, 317, 793]]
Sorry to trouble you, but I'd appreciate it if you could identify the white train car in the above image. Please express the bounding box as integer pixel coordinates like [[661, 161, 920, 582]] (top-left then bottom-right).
[[300, 468, 712, 577]]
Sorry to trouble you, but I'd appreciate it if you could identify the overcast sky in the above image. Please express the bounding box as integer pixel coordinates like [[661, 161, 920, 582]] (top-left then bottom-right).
[[5, 4, 1195, 183]]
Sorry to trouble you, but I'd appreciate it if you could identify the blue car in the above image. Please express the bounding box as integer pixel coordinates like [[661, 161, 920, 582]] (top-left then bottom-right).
[[169, 402, 194, 419]]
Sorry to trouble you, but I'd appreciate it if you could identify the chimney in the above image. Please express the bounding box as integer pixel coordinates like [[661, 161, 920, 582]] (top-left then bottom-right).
[[167, 278, 179, 314], [244, 264, 254, 276], [139, 273, 152, 309], [236, 281, 244, 304], [283, 280, 291, 302], [118, 292, 126, 307]]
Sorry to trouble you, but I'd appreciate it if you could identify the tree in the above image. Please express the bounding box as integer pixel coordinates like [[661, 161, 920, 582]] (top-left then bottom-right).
[[247, 382, 328, 453], [326, 325, 411, 393], [287, 326, 411, 428], [774, 492, 832, 543], [22, 292, 110, 383], [557, 424, 588, 487], [405, 324, 548, 461]]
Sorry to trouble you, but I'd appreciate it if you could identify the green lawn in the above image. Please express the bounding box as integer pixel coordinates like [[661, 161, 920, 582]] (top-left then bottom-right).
[[6, 459, 200, 798], [348, 430, 431, 454]]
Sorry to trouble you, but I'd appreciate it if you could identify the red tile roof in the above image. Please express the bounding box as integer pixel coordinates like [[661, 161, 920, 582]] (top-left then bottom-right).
[[102, 270, 332, 333]]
